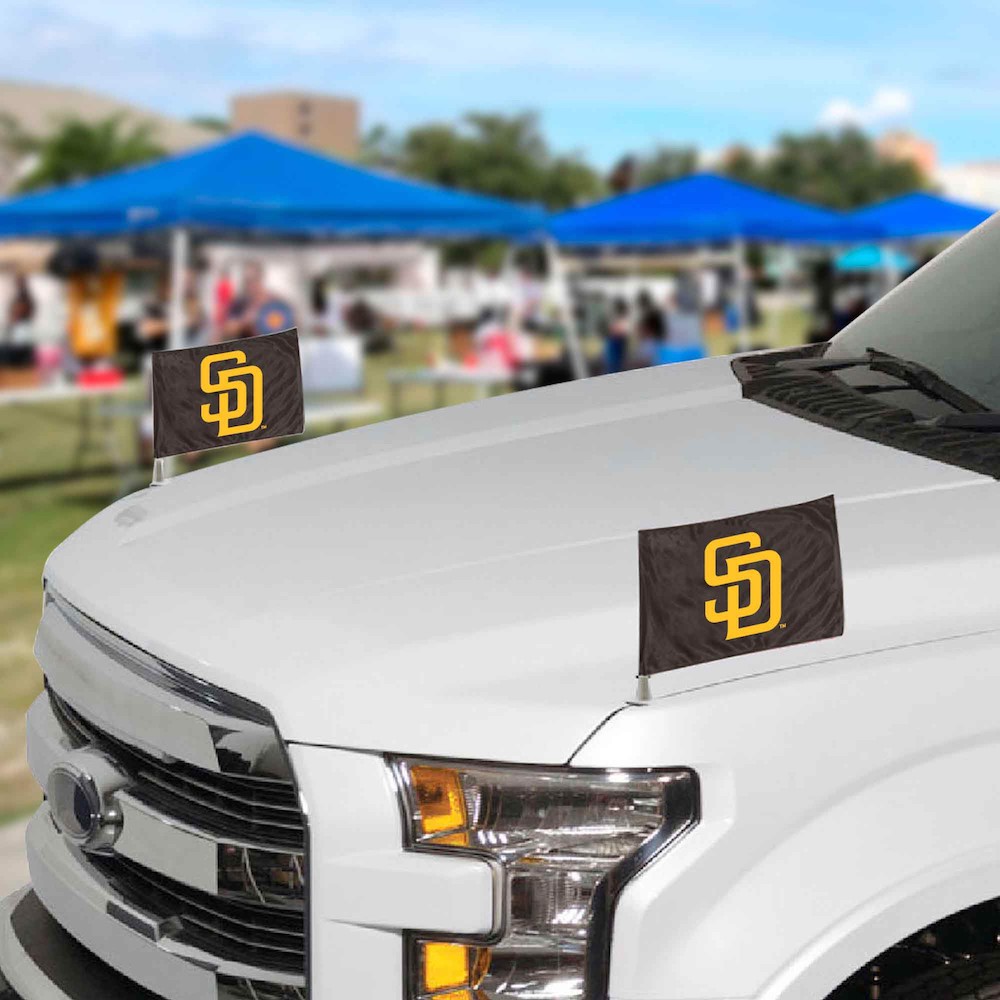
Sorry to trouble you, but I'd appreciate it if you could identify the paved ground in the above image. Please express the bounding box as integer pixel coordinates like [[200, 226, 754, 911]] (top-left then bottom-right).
[[0, 820, 29, 900]]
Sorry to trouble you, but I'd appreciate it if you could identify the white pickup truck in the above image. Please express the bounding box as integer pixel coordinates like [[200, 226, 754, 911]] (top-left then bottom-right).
[[6, 215, 1000, 1000]]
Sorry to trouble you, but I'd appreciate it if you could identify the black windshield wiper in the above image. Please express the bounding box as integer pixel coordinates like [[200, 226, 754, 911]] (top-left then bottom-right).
[[777, 348, 988, 415]]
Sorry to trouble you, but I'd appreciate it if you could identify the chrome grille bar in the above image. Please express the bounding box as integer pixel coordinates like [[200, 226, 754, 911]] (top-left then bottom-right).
[[48, 689, 305, 851], [89, 856, 306, 972]]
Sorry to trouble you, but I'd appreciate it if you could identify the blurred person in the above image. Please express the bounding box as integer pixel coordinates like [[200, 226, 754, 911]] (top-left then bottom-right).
[[654, 275, 706, 365], [137, 270, 205, 352], [905, 251, 937, 280], [671, 272, 703, 355], [223, 261, 295, 339], [218, 262, 297, 456], [213, 266, 235, 336], [471, 306, 530, 372], [741, 264, 763, 330], [5, 274, 36, 345], [515, 269, 544, 331], [699, 268, 722, 311], [134, 269, 206, 467], [635, 289, 666, 367], [603, 297, 630, 374], [835, 290, 870, 334], [344, 296, 378, 335], [323, 282, 348, 336], [344, 296, 394, 354]]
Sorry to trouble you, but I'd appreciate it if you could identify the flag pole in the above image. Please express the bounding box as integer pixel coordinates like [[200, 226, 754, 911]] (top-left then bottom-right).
[[168, 227, 189, 351], [545, 238, 587, 380], [733, 235, 752, 352]]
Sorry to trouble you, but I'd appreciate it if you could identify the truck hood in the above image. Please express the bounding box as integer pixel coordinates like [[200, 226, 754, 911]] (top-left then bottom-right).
[[46, 356, 989, 764]]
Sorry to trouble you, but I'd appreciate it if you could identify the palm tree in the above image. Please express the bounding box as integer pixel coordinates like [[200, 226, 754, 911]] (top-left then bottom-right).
[[15, 115, 166, 193]]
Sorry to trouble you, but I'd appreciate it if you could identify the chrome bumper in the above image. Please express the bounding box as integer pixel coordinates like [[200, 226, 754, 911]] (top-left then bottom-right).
[[27, 805, 297, 999], [0, 884, 159, 1000], [0, 881, 269, 1000]]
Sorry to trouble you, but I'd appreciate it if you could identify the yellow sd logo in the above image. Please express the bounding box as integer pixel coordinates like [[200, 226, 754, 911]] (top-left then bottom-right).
[[704, 532, 782, 640], [200, 350, 264, 437]]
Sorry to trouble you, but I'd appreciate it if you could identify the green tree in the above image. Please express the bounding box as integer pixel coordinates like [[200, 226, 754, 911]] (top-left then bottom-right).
[[17, 115, 166, 192], [541, 155, 604, 209], [365, 112, 602, 210], [360, 123, 402, 170], [718, 145, 758, 186], [188, 115, 229, 135], [633, 144, 699, 188], [722, 128, 926, 209], [0, 112, 35, 158]]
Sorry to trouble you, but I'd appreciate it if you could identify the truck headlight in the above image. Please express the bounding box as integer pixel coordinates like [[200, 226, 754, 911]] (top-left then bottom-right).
[[392, 759, 698, 1000]]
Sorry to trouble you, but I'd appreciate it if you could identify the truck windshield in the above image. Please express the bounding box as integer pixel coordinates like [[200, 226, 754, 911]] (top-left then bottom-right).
[[826, 214, 1000, 412]]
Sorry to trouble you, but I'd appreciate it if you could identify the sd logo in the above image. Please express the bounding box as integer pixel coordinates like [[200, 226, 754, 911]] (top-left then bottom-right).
[[703, 533, 782, 639], [150, 328, 303, 459], [200, 349, 264, 438]]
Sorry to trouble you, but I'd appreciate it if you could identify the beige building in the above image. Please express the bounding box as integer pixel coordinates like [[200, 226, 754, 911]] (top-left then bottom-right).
[[935, 161, 1000, 210], [230, 91, 359, 160], [877, 130, 938, 178]]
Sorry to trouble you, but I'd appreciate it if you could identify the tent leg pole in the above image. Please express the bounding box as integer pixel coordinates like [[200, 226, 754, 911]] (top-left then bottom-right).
[[884, 240, 901, 298], [168, 227, 189, 351], [734, 236, 751, 353], [546, 239, 586, 380], [155, 226, 190, 485], [502, 242, 521, 334], [767, 244, 780, 343]]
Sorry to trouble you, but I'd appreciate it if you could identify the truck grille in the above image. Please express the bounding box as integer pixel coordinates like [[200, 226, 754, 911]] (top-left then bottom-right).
[[34, 591, 309, 997]]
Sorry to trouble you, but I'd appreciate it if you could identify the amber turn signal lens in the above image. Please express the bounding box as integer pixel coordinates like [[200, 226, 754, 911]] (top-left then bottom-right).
[[421, 941, 491, 996], [410, 766, 468, 845]]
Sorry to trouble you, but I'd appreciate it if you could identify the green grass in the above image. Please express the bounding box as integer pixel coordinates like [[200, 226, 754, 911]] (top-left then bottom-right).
[[0, 409, 127, 815], [0, 310, 809, 817]]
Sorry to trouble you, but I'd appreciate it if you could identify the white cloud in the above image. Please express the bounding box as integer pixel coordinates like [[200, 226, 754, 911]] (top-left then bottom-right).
[[818, 86, 914, 129]]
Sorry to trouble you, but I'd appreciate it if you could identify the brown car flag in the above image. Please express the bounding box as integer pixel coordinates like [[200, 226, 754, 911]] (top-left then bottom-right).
[[151, 328, 304, 458], [639, 495, 844, 675]]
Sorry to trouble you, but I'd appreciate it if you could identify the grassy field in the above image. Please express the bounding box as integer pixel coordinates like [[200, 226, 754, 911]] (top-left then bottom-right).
[[0, 310, 808, 819]]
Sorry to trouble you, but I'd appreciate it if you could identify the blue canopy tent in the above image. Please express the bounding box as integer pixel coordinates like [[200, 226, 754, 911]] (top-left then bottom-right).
[[847, 191, 994, 240], [0, 131, 549, 365], [835, 244, 915, 273], [545, 173, 874, 350], [546, 173, 872, 246], [0, 131, 544, 240]]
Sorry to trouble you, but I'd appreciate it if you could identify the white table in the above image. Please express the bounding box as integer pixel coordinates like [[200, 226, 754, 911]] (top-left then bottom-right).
[[0, 381, 134, 476], [0, 382, 132, 407]]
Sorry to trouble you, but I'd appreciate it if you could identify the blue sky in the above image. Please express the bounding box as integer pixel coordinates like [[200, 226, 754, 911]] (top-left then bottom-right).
[[3, 0, 1000, 167]]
